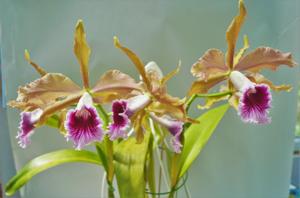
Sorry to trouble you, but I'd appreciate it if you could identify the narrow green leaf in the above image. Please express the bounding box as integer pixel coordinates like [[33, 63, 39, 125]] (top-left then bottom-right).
[[5, 149, 102, 196], [146, 134, 156, 198], [114, 133, 150, 198], [95, 141, 109, 173], [179, 104, 229, 178]]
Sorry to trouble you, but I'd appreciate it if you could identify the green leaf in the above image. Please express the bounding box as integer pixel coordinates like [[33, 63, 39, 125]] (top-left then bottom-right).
[[5, 149, 102, 196], [95, 140, 109, 173], [146, 134, 156, 198], [179, 104, 229, 178], [114, 133, 150, 198]]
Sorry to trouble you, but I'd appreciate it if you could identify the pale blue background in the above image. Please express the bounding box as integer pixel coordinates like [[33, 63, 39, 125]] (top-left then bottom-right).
[[0, 0, 299, 198]]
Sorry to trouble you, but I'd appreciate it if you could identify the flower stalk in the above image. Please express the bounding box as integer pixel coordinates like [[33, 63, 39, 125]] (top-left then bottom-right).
[[106, 138, 115, 198], [94, 104, 115, 198], [185, 91, 233, 113], [168, 154, 180, 198]]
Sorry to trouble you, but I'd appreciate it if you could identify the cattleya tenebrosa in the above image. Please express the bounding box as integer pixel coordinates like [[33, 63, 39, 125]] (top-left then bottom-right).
[[189, 0, 296, 124], [108, 37, 194, 152], [8, 20, 141, 148]]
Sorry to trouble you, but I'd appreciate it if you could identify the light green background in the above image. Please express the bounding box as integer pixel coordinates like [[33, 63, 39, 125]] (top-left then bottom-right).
[[0, 0, 299, 198]]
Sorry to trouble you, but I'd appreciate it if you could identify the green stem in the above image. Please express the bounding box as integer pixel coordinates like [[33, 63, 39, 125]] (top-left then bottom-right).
[[106, 138, 115, 198], [185, 91, 232, 113], [183, 181, 191, 198], [168, 189, 176, 198], [158, 149, 163, 198], [95, 104, 110, 129], [101, 172, 106, 198], [94, 104, 115, 198], [168, 154, 180, 198]]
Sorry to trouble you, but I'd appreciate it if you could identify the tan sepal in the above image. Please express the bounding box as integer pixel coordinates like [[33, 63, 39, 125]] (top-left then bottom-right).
[[74, 20, 91, 89], [188, 73, 228, 96], [160, 61, 181, 86], [246, 73, 292, 92], [113, 36, 151, 91], [24, 49, 47, 76], [234, 47, 297, 72], [233, 35, 249, 66], [226, 0, 247, 69], [197, 94, 230, 110], [92, 70, 142, 103], [8, 73, 81, 111], [191, 49, 228, 81]]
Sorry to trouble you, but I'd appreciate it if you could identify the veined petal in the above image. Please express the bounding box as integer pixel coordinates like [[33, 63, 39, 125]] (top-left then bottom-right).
[[92, 70, 142, 103], [234, 47, 296, 72], [150, 113, 183, 153], [188, 73, 228, 96], [108, 100, 130, 140], [191, 49, 228, 81], [113, 36, 151, 91], [226, 0, 247, 69], [8, 73, 81, 111], [74, 20, 91, 89], [246, 73, 292, 92], [24, 49, 47, 76], [17, 108, 43, 148], [65, 93, 103, 149], [238, 84, 272, 124]]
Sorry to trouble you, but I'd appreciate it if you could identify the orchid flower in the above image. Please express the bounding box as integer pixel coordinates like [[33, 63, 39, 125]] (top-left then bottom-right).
[[17, 108, 43, 148], [189, 0, 296, 124], [111, 38, 193, 152], [8, 20, 141, 148], [108, 95, 151, 140]]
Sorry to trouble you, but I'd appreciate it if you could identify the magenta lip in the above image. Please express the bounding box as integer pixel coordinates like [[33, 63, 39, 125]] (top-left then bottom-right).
[[65, 105, 103, 150], [238, 84, 272, 124], [108, 100, 131, 140]]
